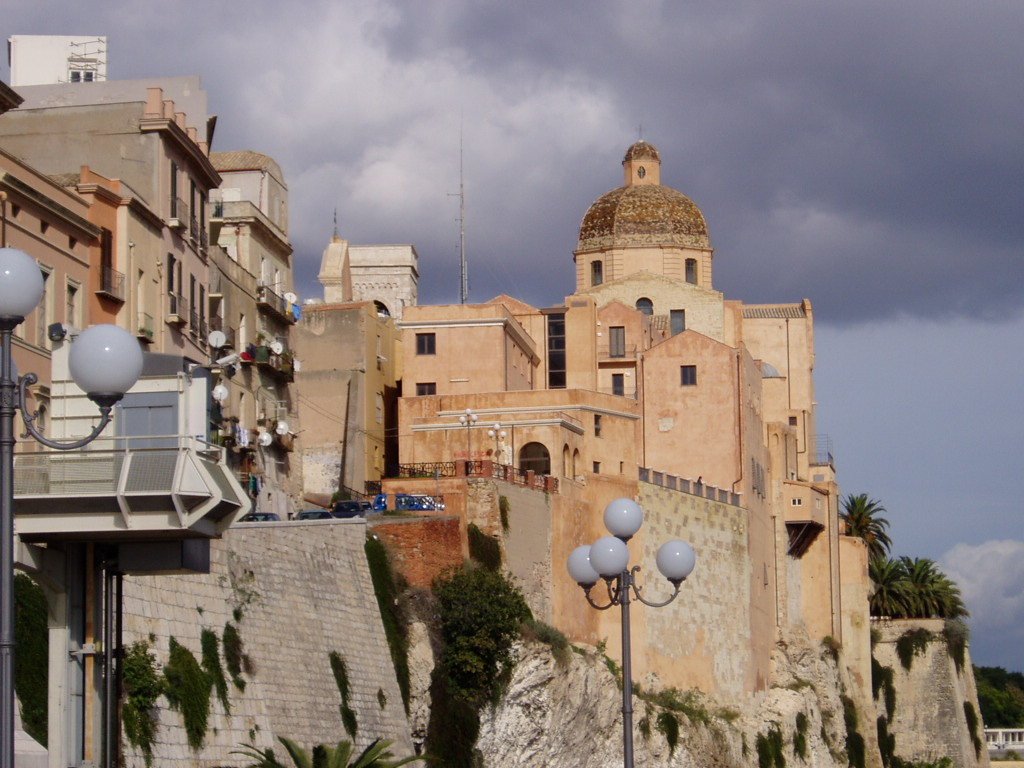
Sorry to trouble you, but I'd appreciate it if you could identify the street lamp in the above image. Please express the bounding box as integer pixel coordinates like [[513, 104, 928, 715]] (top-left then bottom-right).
[[566, 497, 696, 768], [458, 407, 478, 464], [0, 247, 143, 768], [487, 422, 506, 464]]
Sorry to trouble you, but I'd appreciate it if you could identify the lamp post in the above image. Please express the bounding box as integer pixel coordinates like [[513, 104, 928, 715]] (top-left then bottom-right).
[[487, 422, 506, 464], [458, 407, 478, 466], [0, 247, 143, 768], [566, 498, 696, 768]]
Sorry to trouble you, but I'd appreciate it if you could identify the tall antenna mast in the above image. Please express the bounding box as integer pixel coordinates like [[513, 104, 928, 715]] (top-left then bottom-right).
[[457, 128, 467, 303]]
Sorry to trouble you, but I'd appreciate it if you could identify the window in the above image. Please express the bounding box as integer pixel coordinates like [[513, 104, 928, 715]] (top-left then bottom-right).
[[594, 414, 603, 437], [170, 161, 179, 215], [591, 260, 603, 286], [547, 313, 566, 389], [609, 326, 625, 357], [685, 258, 698, 285], [375, 393, 384, 423], [635, 297, 653, 316], [791, 498, 803, 507], [612, 373, 625, 396], [593, 461, 601, 474], [789, 416, 798, 426], [415, 333, 436, 355], [66, 281, 80, 328], [36, 268, 51, 347], [670, 309, 686, 336], [415, 382, 436, 396], [680, 365, 697, 386]]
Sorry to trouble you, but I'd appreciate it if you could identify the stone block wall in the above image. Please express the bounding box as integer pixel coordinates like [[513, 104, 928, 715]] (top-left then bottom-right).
[[872, 618, 990, 768], [120, 520, 411, 766], [370, 516, 463, 588]]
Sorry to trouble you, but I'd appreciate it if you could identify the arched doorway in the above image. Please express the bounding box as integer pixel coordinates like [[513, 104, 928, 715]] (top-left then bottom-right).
[[519, 442, 551, 475]]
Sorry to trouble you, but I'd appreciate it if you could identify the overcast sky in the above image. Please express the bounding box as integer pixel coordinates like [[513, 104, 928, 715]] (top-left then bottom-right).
[[5, 1, 1022, 670]]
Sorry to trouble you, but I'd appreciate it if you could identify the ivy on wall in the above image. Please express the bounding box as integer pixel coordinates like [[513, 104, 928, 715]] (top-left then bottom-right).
[[13, 573, 48, 746], [330, 651, 359, 740], [122, 641, 162, 766], [364, 534, 410, 712], [163, 637, 213, 750]]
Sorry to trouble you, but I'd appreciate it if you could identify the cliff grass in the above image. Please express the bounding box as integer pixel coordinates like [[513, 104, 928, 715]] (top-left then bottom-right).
[[521, 618, 571, 666], [499, 495, 511, 532], [13, 573, 48, 746], [467, 523, 502, 571], [656, 711, 681, 757], [201, 628, 230, 714], [756, 725, 786, 768], [364, 533, 411, 712]]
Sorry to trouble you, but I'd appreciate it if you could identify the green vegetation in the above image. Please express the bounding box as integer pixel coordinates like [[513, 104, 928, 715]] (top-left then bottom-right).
[[872, 657, 897, 720], [13, 573, 48, 746], [963, 701, 982, 758], [793, 712, 809, 759], [330, 651, 358, 740], [841, 695, 866, 768], [869, 557, 966, 620], [222, 622, 248, 691], [756, 725, 786, 768], [122, 641, 162, 766], [466, 523, 502, 571], [656, 711, 680, 756], [841, 494, 892, 560], [377, 687, 387, 710], [822, 635, 841, 663], [364, 534, 411, 712], [201, 628, 230, 714], [163, 637, 213, 750], [426, 564, 531, 767], [895, 628, 932, 671], [975, 665, 1024, 726], [498, 495, 511, 532], [635, 686, 710, 726], [521, 618, 571, 666], [942, 620, 968, 674], [877, 716, 896, 768], [233, 736, 424, 767]]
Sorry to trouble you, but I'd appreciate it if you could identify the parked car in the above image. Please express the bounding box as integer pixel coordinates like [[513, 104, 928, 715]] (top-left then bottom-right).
[[372, 493, 445, 512], [238, 512, 281, 523], [331, 500, 365, 518], [295, 509, 334, 521]]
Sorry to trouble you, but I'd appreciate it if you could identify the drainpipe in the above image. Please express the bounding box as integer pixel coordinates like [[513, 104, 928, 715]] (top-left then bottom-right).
[[0, 191, 6, 246], [732, 351, 744, 493]]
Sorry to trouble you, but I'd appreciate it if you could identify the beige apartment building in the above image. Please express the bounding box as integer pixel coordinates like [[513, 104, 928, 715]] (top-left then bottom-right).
[[396, 141, 861, 693]]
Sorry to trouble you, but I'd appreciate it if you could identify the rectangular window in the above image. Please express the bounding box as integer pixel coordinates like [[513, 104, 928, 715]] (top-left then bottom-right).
[[36, 268, 51, 347], [594, 414, 602, 437], [788, 415, 798, 426], [593, 461, 601, 474], [609, 326, 625, 357], [680, 365, 697, 386], [170, 162, 179, 215], [612, 373, 625, 396], [591, 260, 603, 286], [415, 382, 437, 396], [547, 313, 566, 389], [791, 498, 803, 507], [66, 281, 79, 328], [670, 309, 686, 336], [415, 333, 436, 355], [685, 258, 698, 285]]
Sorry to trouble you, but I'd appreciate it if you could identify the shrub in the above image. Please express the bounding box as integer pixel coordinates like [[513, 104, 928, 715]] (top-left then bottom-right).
[[521, 618, 571, 666], [222, 622, 247, 691], [13, 573, 48, 745], [895, 628, 931, 671], [794, 712, 809, 759], [963, 701, 982, 757], [499, 495, 511, 531], [467, 523, 502, 571], [656, 711, 680, 756], [201, 628, 230, 713], [122, 641, 162, 766], [756, 725, 786, 768], [943, 620, 969, 674], [163, 637, 212, 750]]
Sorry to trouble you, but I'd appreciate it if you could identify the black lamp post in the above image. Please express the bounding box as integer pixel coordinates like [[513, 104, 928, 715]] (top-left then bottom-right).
[[567, 497, 696, 768], [0, 247, 143, 768]]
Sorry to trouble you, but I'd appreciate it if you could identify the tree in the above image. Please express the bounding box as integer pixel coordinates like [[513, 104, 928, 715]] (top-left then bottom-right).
[[841, 494, 892, 560], [900, 557, 968, 619], [233, 737, 424, 768], [869, 557, 913, 618]]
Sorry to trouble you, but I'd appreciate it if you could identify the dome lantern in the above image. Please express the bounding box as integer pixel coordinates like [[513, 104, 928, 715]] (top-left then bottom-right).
[[623, 140, 661, 186]]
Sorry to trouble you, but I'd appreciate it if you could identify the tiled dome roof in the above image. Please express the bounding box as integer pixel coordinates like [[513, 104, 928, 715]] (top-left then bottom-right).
[[577, 184, 709, 252], [623, 140, 661, 163]]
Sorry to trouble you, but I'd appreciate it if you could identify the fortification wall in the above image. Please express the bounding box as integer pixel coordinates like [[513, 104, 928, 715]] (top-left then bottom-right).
[[120, 520, 411, 766], [872, 618, 989, 768], [370, 516, 463, 588]]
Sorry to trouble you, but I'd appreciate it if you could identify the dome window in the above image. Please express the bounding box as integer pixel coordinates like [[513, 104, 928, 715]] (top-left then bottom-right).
[[685, 259, 698, 285], [636, 297, 653, 316], [591, 260, 603, 286]]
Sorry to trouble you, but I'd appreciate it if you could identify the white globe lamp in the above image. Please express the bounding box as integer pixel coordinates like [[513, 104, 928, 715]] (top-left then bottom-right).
[[69, 324, 144, 401], [0, 248, 45, 320], [656, 539, 697, 584], [567, 545, 600, 586], [604, 497, 644, 540], [589, 535, 630, 578]]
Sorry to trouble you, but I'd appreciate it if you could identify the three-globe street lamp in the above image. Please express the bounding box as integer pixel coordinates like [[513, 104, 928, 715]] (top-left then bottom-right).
[[458, 407, 478, 463], [487, 422, 506, 464], [567, 498, 697, 768], [0, 247, 143, 768]]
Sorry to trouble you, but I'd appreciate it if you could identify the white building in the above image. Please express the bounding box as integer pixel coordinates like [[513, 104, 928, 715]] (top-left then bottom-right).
[[8, 35, 108, 86]]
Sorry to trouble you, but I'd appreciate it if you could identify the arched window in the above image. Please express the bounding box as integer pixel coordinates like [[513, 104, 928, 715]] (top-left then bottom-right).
[[519, 442, 551, 475], [374, 300, 390, 317], [562, 444, 571, 477], [572, 448, 580, 478], [635, 297, 653, 316]]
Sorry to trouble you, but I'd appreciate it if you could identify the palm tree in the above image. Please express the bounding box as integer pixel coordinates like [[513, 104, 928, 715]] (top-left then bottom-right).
[[841, 494, 892, 560], [869, 556, 913, 618], [233, 737, 424, 768], [900, 556, 968, 619]]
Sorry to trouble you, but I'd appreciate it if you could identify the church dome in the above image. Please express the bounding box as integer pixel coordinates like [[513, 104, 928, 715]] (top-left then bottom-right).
[[577, 182, 709, 253], [623, 140, 660, 163]]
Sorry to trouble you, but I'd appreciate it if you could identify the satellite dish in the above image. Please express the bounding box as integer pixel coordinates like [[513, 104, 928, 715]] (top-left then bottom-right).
[[208, 329, 227, 349], [293, 359, 302, 372], [275, 420, 289, 435], [269, 340, 284, 355], [284, 292, 298, 304], [257, 431, 273, 447], [212, 384, 229, 402]]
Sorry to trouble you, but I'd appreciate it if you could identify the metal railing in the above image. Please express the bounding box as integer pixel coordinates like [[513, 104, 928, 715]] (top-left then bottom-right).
[[395, 460, 558, 493], [398, 462, 457, 478], [256, 283, 293, 322], [190, 215, 199, 241], [601, 343, 638, 359], [210, 316, 236, 348], [166, 293, 188, 322], [810, 434, 835, 468], [136, 311, 155, 342], [597, 386, 638, 399], [168, 196, 187, 225], [97, 265, 125, 301], [639, 466, 741, 507]]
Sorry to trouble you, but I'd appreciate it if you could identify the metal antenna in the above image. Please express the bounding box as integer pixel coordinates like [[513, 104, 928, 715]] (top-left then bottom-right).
[[333, 207, 339, 239], [448, 123, 467, 303]]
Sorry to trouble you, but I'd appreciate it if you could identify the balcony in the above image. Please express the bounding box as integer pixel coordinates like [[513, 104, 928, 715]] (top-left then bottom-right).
[[599, 343, 638, 361], [166, 293, 188, 325], [13, 435, 249, 542], [209, 316, 236, 348], [167, 196, 188, 230], [256, 283, 295, 324], [199, 228, 209, 252], [251, 344, 295, 382], [810, 434, 835, 468], [189, 310, 200, 334], [136, 312, 155, 343], [190, 215, 200, 242], [96, 265, 125, 302]]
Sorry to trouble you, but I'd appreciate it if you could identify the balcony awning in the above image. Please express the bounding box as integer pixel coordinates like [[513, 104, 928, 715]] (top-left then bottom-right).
[[13, 438, 249, 543], [786, 520, 824, 557]]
